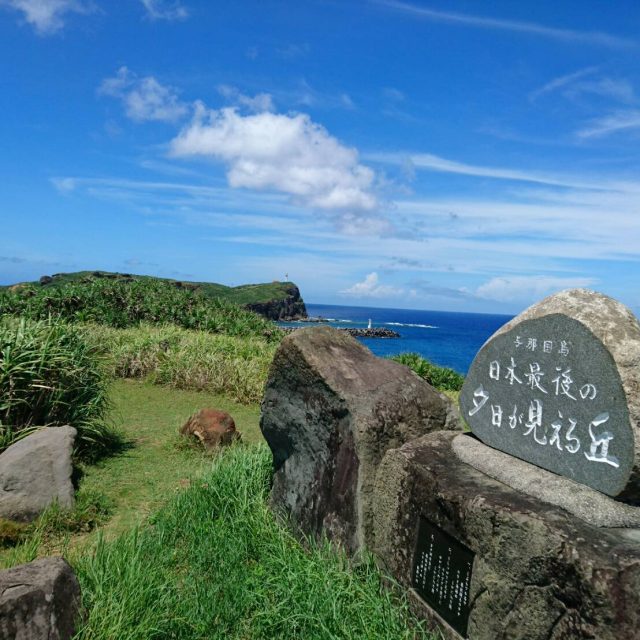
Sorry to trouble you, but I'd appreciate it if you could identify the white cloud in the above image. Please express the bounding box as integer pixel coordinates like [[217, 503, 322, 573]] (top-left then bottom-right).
[[375, 0, 635, 49], [99, 67, 189, 123], [1, 0, 91, 34], [367, 150, 640, 192], [383, 87, 405, 101], [217, 85, 274, 113], [576, 110, 640, 139], [140, 0, 188, 21], [529, 66, 599, 101], [340, 272, 404, 298], [531, 68, 636, 105], [170, 104, 378, 211], [475, 276, 597, 303]]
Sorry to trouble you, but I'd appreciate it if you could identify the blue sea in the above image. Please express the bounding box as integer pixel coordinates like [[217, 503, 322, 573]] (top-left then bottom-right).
[[280, 303, 513, 375]]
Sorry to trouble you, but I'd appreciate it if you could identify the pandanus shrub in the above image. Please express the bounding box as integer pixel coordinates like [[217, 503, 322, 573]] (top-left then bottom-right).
[[0, 317, 119, 459]]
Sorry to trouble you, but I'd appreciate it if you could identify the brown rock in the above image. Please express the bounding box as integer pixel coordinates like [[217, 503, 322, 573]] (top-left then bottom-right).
[[180, 408, 240, 450], [260, 325, 459, 555]]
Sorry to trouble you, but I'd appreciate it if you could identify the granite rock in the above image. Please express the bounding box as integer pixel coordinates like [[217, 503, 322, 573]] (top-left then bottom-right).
[[460, 289, 640, 501], [372, 431, 640, 640], [0, 556, 81, 640], [260, 325, 458, 554], [0, 426, 76, 522]]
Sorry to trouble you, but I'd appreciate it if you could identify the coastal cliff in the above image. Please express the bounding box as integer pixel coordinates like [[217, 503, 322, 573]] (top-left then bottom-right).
[[3, 271, 308, 322], [244, 284, 307, 320]]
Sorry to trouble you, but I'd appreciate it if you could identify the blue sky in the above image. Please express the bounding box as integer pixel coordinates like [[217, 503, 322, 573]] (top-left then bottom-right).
[[1, 0, 639, 314]]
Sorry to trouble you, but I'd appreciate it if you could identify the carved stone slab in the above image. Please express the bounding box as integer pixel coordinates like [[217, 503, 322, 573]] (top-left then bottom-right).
[[460, 289, 640, 500]]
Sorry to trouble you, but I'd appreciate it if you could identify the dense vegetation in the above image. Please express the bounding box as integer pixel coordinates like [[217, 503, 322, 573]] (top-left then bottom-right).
[[0, 277, 282, 341], [82, 323, 277, 404], [0, 317, 119, 457], [72, 444, 433, 640], [391, 352, 465, 391], [5, 269, 300, 306]]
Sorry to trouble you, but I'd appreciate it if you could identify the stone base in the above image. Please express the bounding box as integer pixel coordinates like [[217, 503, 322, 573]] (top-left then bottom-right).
[[452, 434, 640, 528], [372, 431, 640, 640]]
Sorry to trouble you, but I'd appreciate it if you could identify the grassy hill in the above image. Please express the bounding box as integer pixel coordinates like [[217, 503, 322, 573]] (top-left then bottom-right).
[[3, 270, 307, 320]]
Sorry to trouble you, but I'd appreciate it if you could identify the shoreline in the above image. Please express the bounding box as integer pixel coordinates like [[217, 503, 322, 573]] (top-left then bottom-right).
[[280, 326, 400, 338]]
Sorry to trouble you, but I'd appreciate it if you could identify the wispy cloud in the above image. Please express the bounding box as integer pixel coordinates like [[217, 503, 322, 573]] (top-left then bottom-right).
[[217, 85, 275, 113], [531, 68, 636, 105], [366, 150, 631, 191], [276, 42, 310, 59], [475, 275, 597, 303], [340, 272, 404, 298], [140, 0, 188, 21], [576, 110, 640, 139], [99, 67, 189, 123], [529, 66, 599, 101], [1, 0, 93, 35], [383, 87, 405, 102], [170, 103, 379, 212], [375, 0, 635, 49]]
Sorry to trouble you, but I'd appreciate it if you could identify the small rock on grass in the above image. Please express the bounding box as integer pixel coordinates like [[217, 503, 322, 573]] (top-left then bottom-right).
[[180, 408, 241, 450]]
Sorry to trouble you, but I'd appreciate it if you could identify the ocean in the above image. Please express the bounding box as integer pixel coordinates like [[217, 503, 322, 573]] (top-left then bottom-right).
[[280, 303, 513, 375]]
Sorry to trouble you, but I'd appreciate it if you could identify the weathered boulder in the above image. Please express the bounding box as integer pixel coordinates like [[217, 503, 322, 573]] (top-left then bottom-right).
[[180, 408, 240, 450], [0, 426, 76, 522], [260, 325, 459, 554], [460, 288, 640, 501], [0, 556, 81, 640], [372, 431, 640, 640], [38, 275, 53, 286]]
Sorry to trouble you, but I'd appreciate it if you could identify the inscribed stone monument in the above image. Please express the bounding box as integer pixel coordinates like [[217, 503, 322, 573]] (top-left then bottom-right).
[[460, 289, 640, 500]]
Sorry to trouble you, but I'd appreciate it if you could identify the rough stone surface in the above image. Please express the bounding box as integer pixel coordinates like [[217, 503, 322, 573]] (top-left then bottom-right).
[[0, 556, 81, 640], [260, 325, 459, 554], [372, 431, 640, 640], [453, 434, 640, 528], [180, 408, 240, 450], [0, 426, 76, 522], [459, 289, 640, 501]]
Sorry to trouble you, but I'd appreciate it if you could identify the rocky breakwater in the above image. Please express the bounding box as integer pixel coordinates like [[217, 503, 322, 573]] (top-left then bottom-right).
[[281, 326, 400, 338], [244, 284, 307, 321]]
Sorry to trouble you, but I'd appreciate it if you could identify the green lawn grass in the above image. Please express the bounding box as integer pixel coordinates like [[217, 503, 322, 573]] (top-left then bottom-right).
[[77, 379, 263, 539], [73, 444, 435, 640], [0, 379, 262, 565]]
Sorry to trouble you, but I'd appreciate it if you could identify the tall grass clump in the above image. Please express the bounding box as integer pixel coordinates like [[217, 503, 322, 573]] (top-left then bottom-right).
[[0, 317, 120, 458], [73, 444, 432, 640], [0, 278, 282, 342], [82, 323, 277, 404], [391, 352, 464, 391]]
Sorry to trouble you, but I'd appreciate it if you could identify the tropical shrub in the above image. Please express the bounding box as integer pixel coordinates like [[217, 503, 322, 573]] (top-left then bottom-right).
[[0, 317, 118, 458], [81, 323, 277, 404], [0, 278, 282, 342], [391, 352, 464, 391]]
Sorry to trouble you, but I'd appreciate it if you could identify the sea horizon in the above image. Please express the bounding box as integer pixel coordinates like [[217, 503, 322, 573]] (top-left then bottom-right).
[[281, 302, 514, 375]]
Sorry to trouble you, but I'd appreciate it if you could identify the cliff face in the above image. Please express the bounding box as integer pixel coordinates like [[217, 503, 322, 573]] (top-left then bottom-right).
[[244, 284, 307, 321]]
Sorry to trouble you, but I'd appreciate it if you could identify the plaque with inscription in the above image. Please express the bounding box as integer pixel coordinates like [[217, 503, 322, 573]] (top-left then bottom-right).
[[460, 313, 634, 497], [412, 517, 474, 638]]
